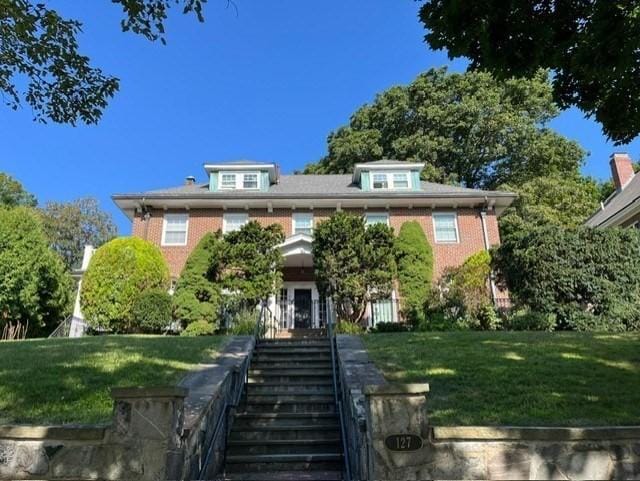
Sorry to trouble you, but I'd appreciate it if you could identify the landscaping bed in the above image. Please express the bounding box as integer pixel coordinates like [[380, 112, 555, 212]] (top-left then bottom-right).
[[363, 331, 640, 426], [0, 335, 225, 425]]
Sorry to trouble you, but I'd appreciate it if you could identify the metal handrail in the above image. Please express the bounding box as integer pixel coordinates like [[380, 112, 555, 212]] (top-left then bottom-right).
[[197, 303, 264, 480], [328, 315, 353, 481]]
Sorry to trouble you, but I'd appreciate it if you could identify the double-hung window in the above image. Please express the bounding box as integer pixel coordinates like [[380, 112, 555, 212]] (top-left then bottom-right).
[[292, 213, 314, 235], [365, 212, 389, 227], [223, 213, 249, 234], [433, 212, 459, 243], [162, 213, 189, 246], [219, 172, 260, 190], [370, 171, 410, 190]]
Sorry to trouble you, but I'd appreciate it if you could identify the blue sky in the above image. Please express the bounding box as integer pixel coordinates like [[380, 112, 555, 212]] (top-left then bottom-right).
[[1, 1, 638, 234]]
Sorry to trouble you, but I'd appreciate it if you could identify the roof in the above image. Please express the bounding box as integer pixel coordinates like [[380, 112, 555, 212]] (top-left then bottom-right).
[[124, 174, 512, 198], [585, 173, 640, 227]]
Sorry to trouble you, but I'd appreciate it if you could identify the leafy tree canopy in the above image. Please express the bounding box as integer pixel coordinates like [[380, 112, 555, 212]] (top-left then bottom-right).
[[419, 1, 640, 144], [1, 0, 209, 125], [493, 226, 640, 332], [80, 237, 170, 332], [41, 197, 117, 270], [0, 173, 36, 207], [313, 212, 396, 324], [499, 175, 602, 243], [0, 206, 72, 337], [305, 68, 585, 190]]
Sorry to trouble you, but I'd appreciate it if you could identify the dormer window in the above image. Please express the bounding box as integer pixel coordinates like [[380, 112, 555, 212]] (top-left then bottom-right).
[[370, 171, 411, 190], [218, 172, 261, 190]]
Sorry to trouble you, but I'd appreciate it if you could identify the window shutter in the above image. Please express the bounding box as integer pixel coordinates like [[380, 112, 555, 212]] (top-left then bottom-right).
[[209, 172, 219, 192], [261, 171, 270, 192], [412, 170, 421, 191], [361, 171, 371, 191]]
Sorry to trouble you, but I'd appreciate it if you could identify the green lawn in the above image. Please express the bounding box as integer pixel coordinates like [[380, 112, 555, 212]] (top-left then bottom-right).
[[0, 335, 225, 425], [363, 331, 640, 427]]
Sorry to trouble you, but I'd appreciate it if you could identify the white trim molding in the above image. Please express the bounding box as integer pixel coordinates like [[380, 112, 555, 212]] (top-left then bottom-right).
[[161, 213, 189, 246], [370, 171, 412, 191], [218, 171, 261, 191], [433, 211, 460, 243]]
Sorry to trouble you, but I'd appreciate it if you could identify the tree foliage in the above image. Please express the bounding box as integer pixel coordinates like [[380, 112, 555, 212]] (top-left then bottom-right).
[[0, 207, 72, 337], [131, 288, 173, 333], [41, 197, 117, 270], [313, 212, 396, 324], [0, 0, 209, 125], [493, 226, 640, 331], [499, 175, 601, 243], [173, 232, 226, 326], [419, 1, 640, 144], [305, 68, 585, 189], [395, 221, 433, 324], [80, 237, 170, 332], [0, 173, 36, 207]]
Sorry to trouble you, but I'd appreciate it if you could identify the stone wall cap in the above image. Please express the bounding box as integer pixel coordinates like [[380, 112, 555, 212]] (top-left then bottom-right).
[[363, 383, 429, 396], [0, 424, 107, 441], [111, 386, 189, 399], [433, 425, 640, 441]]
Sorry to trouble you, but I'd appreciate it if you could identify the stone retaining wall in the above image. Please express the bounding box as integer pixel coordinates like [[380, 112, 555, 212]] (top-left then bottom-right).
[[336, 334, 640, 480], [0, 335, 254, 481]]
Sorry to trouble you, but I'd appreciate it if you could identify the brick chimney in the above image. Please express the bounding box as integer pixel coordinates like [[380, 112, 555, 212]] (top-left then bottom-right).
[[185, 175, 196, 186], [610, 153, 635, 191]]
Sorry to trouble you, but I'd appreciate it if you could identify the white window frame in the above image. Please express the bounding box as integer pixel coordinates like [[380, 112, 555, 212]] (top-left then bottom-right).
[[292, 212, 314, 236], [365, 212, 390, 227], [161, 213, 189, 246], [370, 171, 412, 190], [433, 212, 460, 244], [218, 171, 261, 190], [223, 212, 249, 234]]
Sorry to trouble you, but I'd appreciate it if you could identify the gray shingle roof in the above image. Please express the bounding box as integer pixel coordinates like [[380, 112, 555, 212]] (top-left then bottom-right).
[[585, 174, 640, 227], [118, 174, 513, 198]]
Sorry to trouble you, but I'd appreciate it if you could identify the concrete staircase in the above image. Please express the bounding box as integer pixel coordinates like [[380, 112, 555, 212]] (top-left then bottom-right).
[[222, 337, 344, 481]]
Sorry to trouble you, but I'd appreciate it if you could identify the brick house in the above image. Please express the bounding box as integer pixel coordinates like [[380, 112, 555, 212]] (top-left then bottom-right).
[[113, 160, 515, 328], [586, 153, 640, 228]]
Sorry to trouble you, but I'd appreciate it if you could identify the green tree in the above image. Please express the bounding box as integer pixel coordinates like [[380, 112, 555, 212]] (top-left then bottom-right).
[[131, 288, 173, 333], [499, 175, 602, 243], [80, 237, 170, 332], [41, 197, 117, 270], [493, 226, 640, 331], [0, 173, 36, 207], [395, 221, 433, 324], [173, 232, 226, 326], [1, 0, 209, 125], [223, 221, 285, 304], [0, 207, 71, 337], [313, 212, 396, 324], [305, 68, 585, 189], [419, 1, 640, 144]]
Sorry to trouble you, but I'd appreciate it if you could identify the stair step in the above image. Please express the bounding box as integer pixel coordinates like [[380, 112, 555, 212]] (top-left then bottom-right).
[[234, 412, 338, 420], [250, 364, 332, 370], [248, 387, 334, 395], [250, 369, 332, 376], [258, 340, 330, 346], [225, 453, 344, 473], [253, 355, 332, 362], [248, 395, 334, 403], [227, 439, 342, 455], [244, 403, 334, 414], [221, 470, 343, 480], [254, 348, 331, 354]]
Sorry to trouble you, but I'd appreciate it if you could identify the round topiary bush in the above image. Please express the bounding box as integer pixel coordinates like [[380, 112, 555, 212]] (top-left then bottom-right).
[[80, 237, 170, 332], [131, 288, 173, 333], [180, 320, 213, 336]]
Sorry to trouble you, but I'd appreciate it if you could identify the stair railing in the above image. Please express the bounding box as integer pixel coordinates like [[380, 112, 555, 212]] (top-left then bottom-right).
[[197, 303, 264, 479], [327, 313, 353, 481]]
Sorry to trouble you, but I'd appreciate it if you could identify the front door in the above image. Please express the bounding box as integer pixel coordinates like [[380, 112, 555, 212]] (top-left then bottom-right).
[[294, 289, 312, 328]]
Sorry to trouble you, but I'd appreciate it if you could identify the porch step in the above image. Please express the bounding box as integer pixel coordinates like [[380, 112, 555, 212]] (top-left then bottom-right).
[[221, 470, 342, 480]]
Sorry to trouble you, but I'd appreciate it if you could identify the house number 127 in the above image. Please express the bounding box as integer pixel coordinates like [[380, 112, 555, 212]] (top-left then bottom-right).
[[384, 434, 423, 452]]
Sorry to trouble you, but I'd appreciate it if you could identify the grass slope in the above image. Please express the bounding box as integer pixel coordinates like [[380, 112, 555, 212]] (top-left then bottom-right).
[[363, 332, 640, 426], [0, 335, 224, 425]]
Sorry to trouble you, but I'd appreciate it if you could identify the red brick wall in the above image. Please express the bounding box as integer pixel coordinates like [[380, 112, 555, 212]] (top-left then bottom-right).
[[131, 207, 501, 278]]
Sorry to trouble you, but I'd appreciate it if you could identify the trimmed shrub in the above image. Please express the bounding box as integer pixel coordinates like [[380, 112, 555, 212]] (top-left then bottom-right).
[[371, 322, 410, 333], [131, 288, 172, 333], [180, 320, 214, 336], [173, 232, 225, 327], [503, 309, 556, 331], [81, 237, 170, 332], [334, 321, 365, 335], [0, 207, 72, 337], [395, 221, 433, 325], [494, 225, 640, 331]]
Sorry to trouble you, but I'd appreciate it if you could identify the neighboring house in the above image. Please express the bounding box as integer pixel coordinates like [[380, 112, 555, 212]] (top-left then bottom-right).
[[113, 160, 516, 328], [586, 153, 640, 228]]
